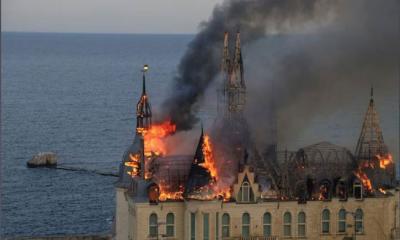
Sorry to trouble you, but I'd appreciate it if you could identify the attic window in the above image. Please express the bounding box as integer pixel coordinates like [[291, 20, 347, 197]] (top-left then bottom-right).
[[238, 176, 254, 202]]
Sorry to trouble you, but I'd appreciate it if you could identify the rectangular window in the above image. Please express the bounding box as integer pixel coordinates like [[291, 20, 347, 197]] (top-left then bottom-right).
[[216, 212, 219, 240], [263, 225, 271, 236], [191, 212, 196, 240], [298, 224, 306, 236], [322, 222, 330, 233], [284, 225, 291, 236], [338, 221, 346, 232], [203, 213, 209, 240]]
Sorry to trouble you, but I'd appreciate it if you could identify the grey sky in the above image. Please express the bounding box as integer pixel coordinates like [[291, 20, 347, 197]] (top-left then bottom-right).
[[2, 0, 223, 33]]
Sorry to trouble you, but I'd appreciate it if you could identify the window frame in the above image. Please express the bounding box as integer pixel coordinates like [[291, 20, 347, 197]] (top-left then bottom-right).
[[297, 211, 306, 237], [263, 212, 272, 237], [283, 211, 292, 237], [222, 213, 230, 238], [355, 208, 364, 234], [321, 209, 330, 234], [191, 212, 196, 240], [166, 212, 175, 237], [241, 181, 250, 202], [149, 213, 158, 238], [337, 209, 347, 233], [203, 213, 210, 240], [242, 212, 251, 238]]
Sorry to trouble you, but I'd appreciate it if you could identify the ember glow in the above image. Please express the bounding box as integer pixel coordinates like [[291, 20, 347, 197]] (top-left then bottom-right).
[[158, 182, 184, 201], [354, 169, 372, 191], [125, 153, 141, 177], [376, 154, 393, 169], [143, 120, 176, 157]]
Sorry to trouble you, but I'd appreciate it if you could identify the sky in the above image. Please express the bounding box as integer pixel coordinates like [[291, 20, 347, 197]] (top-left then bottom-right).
[[1, 0, 223, 34]]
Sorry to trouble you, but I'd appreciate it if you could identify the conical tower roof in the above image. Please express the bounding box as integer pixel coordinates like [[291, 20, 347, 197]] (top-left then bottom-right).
[[355, 87, 388, 161], [184, 126, 213, 197]]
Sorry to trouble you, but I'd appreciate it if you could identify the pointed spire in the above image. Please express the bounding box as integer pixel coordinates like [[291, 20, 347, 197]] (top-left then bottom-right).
[[234, 31, 245, 88], [355, 88, 388, 161], [136, 64, 152, 134], [222, 32, 230, 73], [194, 125, 205, 164], [370, 85, 374, 105], [142, 65, 148, 95]]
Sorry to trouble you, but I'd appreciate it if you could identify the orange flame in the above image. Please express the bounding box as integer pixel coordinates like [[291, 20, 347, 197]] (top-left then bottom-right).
[[201, 134, 218, 180], [125, 153, 141, 177], [378, 188, 387, 194], [354, 169, 372, 191], [376, 154, 393, 169], [143, 120, 176, 157]]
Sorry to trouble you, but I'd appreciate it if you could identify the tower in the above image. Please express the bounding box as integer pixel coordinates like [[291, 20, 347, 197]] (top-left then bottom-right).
[[221, 31, 246, 118], [354, 87, 388, 161], [184, 126, 213, 198], [136, 64, 152, 135]]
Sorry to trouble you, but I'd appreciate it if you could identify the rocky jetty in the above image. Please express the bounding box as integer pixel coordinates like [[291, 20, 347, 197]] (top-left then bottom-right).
[[27, 152, 57, 168]]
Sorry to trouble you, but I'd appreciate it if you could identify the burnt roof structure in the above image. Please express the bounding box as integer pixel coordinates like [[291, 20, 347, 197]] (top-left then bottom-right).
[[184, 127, 214, 197], [355, 87, 388, 161]]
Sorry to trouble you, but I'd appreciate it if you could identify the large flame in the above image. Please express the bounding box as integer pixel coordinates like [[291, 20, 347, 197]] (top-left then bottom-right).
[[143, 120, 176, 157], [201, 134, 218, 180], [376, 154, 393, 169]]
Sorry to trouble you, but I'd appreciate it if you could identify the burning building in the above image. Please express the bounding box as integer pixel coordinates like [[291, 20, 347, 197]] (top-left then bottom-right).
[[114, 33, 399, 240]]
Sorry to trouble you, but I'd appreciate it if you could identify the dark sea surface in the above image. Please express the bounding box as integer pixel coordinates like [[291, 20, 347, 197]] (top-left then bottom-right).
[[1, 32, 398, 237], [1, 32, 193, 237]]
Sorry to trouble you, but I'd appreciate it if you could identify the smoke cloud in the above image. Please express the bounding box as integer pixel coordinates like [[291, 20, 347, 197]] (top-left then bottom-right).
[[162, 0, 398, 155], [162, 0, 334, 130]]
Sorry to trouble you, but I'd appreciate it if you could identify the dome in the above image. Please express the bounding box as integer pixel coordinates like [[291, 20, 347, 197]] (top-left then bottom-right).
[[294, 141, 356, 179]]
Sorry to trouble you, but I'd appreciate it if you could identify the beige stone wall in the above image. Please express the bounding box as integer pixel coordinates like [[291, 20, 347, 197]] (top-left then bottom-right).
[[115, 187, 129, 240], [127, 191, 399, 240]]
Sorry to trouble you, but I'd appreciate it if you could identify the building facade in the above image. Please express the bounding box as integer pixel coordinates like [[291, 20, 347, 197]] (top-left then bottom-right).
[[124, 166, 400, 240]]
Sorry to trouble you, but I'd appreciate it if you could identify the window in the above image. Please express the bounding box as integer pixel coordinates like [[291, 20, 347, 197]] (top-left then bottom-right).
[[283, 212, 292, 236], [338, 209, 346, 233], [191, 212, 196, 240], [298, 212, 306, 237], [222, 213, 230, 237], [354, 181, 363, 200], [203, 213, 209, 240], [242, 213, 250, 238], [321, 209, 330, 233], [241, 182, 250, 202], [263, 212, 272, 236], [216, 213, 219, 240], [355, 209, 363, 233], [238, 177, 254, 202], [149, 213, 158, 238], [166, 213, 174, 237]]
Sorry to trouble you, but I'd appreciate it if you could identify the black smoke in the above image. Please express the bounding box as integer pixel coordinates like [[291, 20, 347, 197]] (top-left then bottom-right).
[[162, 0, 333, 130], [162, 0, 398, 158]]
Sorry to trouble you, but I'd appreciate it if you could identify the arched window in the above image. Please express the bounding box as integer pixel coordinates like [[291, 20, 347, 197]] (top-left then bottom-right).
[[297, 212, 306, 237], [263, 212, 272, 236], [242, 182, 250, 202], [338, 209, 346, 233], [242, 213, 250, 238], [166, 213, 174, 237], [355, 209, 363, 233], [149, 213, 158, 238], [321, 209, 330, 233], [283, 212, 292, 236], [222, 213, 230, 237]]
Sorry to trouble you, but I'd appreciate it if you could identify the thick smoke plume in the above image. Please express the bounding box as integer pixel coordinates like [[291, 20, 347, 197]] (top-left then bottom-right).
[[162, 0, 334, 130], [162, 0, 398, 157]]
